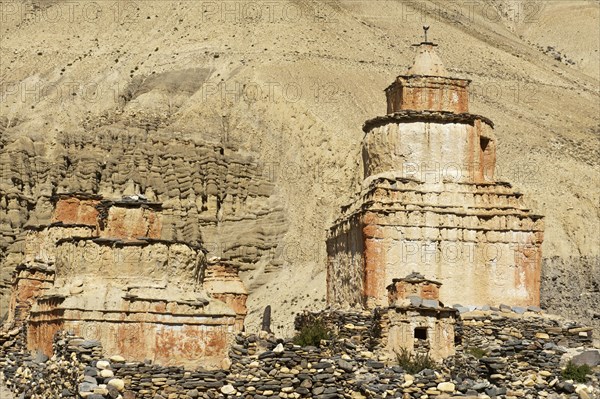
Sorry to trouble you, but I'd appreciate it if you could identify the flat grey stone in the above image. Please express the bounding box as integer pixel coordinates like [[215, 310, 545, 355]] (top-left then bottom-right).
[[33, 350, 49, 363], [337, 359, 354, 372], [422, 299, 439, 308], [408, 296, 422, 306], [572, 350, 600, 367], [81, 339, 102, 349], [78, 382, 97, 393], [83, 375, 98, 384]]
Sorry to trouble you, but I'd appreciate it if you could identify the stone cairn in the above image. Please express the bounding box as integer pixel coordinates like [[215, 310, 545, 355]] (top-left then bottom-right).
[[1, 307, 599, 399]]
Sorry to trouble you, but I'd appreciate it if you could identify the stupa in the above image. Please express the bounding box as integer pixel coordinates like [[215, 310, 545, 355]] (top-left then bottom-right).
[[6, 193, 246, 369], [326, 28, 544, 310]]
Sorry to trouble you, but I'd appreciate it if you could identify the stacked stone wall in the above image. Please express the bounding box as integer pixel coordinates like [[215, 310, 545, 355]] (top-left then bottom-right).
[[1, 321, 598, 399], [294, 309, 382, 350], [459, 311, 593, 351]]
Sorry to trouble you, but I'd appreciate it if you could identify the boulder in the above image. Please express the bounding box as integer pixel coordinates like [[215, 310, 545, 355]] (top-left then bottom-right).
[[572, 350, 600, 367]]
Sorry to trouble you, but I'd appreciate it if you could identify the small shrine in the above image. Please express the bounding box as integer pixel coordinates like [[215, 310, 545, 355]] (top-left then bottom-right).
[[381, 272, 457, 361]]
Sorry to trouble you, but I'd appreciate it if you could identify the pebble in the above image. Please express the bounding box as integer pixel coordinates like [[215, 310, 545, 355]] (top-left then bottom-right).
[[96, 360, 111, 370], [220, 384, 236, 395], [99, 369, 114, 378], [107, 378, 125, 391], [437, 382, 455, 392]]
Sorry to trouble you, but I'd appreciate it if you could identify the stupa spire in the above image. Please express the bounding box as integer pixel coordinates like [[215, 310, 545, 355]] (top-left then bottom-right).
[[422, 25, 430, 43], [407, 26, 448, 77]]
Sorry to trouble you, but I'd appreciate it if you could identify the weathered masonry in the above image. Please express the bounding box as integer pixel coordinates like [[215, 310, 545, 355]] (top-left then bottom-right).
[[327, 37, 544, 310], [382, 272, 458, 361], [6, 193, 247, 369]]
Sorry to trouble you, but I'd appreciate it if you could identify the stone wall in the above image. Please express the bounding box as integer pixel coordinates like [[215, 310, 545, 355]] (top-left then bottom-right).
[[296, 307, 458, 362], [294, 309, 381, 349], [459, 311, 594, 351], [1, 316, 598, 399]]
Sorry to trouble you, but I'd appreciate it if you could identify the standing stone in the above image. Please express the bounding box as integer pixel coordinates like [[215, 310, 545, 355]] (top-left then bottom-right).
[[261, 305, 272, 333]]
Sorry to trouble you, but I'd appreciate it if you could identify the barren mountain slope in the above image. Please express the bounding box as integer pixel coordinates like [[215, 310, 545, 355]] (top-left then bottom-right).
[[0, 0, 598, 335]]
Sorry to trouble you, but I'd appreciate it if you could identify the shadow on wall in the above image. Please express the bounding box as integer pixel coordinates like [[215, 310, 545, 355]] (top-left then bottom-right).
[[541, 256, 600, 334]]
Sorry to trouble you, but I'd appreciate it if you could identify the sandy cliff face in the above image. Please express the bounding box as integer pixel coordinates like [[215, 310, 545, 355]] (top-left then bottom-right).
[[0, 0, 598, 334]]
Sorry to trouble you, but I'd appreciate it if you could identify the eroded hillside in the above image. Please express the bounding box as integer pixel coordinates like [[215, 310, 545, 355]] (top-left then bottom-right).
[[0, 0, 598, 334]]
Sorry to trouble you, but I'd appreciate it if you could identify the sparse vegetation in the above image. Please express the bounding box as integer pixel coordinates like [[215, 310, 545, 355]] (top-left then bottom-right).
[[466, 346, 488, 359], [293, 320, 332, 347], [562, 361, 591, 383], [395, 347, 437, 374]]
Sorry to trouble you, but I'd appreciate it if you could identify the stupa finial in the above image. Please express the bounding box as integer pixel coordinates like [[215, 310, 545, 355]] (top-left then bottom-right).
[[407, 27, 447, 76], [413, 25, 437, 47]]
